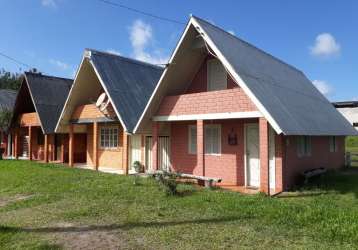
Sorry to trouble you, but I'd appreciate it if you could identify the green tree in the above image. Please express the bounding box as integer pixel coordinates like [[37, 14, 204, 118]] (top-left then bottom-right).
[[0, 68, 21, 90], [0, 108, 12, 132]]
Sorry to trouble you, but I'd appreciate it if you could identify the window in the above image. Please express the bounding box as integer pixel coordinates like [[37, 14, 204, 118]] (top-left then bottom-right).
[[100, 126, 118, 149], [188, 125, 197, 154], [188, 124, 221, 155], [329, 136, 338, 153], [297, 136, 311, 157], [205, 125, 221, 155], [207, 59, 227, 91]]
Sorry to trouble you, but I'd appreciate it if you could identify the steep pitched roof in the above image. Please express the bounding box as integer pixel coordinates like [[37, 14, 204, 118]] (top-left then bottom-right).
[[135, 16, 357, 136], [88, 50, 164, 132], [0, 89, 16, 112], [21, 72, 72, 134], [193, 16, 357, 135]]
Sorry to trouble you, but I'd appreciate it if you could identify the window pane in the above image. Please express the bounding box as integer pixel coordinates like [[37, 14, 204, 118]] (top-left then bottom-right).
[[205, 127, 212, 154], [211, 127, 220, 154], [188, 126, 197, 154]]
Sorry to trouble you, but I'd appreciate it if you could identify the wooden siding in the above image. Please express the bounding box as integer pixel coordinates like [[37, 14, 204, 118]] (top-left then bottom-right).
[[18, 112, 40, 127]]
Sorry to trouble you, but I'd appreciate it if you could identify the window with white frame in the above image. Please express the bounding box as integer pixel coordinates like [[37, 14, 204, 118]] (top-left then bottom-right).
[[297, 136, 312, 157], [207, 59, 227, 91], [329, 136, 338, 153], [188, 125, 197, 154], [188, 124, 221, 155], [100, 126, 118, 149], [205, 124, 221, 155]]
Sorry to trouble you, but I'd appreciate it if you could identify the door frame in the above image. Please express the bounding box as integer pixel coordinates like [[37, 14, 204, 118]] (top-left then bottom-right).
[[269, 127, 276, 190], [144, 135, 152, 171], [128, 134, 142, 173], [244, 123, 260, 188]]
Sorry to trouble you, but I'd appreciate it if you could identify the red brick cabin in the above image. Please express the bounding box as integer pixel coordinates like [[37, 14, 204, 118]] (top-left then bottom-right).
[[134, 16, 357, 194], [8, 72, 72, 163]]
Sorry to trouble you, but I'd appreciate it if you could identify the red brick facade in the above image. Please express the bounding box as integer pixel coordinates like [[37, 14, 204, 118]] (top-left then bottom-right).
[[152, 54, 346, 194], [283, 136, 345, 189], [156, 88, 258, 117]]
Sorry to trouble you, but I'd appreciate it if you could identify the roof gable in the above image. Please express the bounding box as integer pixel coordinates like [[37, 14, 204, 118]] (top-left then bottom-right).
[[193, 16, 357, 135], [22, 72, 72, 134], [135, 16, 357, 136], [89, 50, 164, 132]]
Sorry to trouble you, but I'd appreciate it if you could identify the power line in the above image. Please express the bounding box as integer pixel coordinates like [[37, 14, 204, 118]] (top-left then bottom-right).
[[0, 51, 33, 69], [96, 0, 185, 25]]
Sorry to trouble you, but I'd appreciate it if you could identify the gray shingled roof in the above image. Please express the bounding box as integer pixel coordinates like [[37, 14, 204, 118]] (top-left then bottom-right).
[[0, 89, 16, 112], [89, 50, 164, 132], [24, 72, 73, 134], [194, 16, 357, 136]]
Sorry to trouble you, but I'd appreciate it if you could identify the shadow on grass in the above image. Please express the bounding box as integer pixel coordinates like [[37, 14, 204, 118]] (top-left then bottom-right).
[[281, 168, 358, 199], [0, 216, 242, 234]]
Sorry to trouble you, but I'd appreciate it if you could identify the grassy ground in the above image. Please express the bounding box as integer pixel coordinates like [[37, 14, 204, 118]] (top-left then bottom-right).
[[0, 161, 358, 249]]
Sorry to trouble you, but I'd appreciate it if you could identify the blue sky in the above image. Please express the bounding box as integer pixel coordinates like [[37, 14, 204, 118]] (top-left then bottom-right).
[[0, 0, 357, 101]]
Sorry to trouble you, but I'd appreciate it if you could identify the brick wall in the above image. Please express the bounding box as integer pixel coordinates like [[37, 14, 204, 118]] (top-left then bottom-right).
[[156, 54, 257, 117], [71, 104, 116, 120], [157, 88, 258, 116], [284, 136, 345, 189], [170, 119, 252, 185], [86, 123, 124, 169]]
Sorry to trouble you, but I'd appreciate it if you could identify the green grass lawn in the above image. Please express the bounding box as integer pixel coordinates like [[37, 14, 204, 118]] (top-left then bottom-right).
[[1, 161, 358, 249]]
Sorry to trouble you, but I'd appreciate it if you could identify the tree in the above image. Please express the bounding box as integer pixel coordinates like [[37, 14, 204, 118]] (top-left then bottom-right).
[[0, 108, 12, 132], [0, 69, 21, 90]]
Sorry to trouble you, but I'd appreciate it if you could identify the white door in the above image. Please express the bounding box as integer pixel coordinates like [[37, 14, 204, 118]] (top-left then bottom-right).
[[129, 135, 141, 172], [269, 127, 276, 189], [158, 136, 170, 171], [145, 136, 152, 171], [246, 124, 260, 187]]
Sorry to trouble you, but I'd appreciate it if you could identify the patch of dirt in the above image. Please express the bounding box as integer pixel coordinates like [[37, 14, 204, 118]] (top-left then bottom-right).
[[0, 194, 34, 207], [50, 223, 129, 250]]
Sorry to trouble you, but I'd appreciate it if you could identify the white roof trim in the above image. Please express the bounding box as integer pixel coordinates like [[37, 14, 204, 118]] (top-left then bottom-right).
[[153, 111, 263, 121], [55, 55, 87, 133], [133, 19, 192, 134], [89, 59, 128, 132], [191, 17, 283, 135]]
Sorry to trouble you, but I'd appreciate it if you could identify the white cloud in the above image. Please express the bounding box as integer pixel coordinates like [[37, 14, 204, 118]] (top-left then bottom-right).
[[312, 80, 333, 96], [228, 30, 235, 35], [129, 19, 169, 64], [41, 0, 56, 8], [49, 59, 69, 70], [106, 49, 121, 56], [310, 33, 341, 57]]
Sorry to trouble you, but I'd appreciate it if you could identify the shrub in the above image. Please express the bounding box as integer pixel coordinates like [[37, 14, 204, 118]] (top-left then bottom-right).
[[156, 172, 178, 195]]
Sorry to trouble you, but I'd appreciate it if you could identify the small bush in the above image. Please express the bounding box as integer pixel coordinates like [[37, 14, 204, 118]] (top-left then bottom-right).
[[156, 172, 178, 195]]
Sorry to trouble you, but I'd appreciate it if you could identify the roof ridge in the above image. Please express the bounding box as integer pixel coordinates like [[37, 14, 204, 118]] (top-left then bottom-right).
[[25, 71, 73, 81], [86, 48, 165, 70], [191, 15, 304, 75]]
